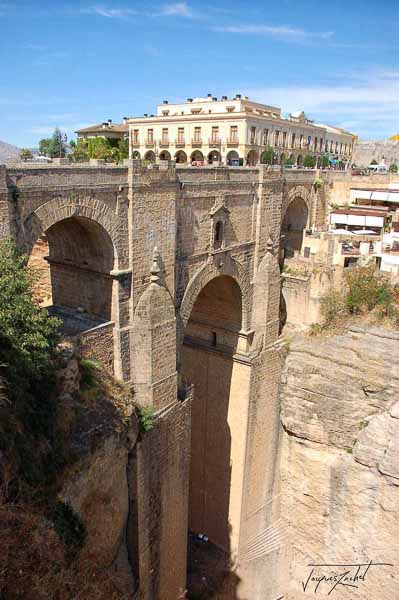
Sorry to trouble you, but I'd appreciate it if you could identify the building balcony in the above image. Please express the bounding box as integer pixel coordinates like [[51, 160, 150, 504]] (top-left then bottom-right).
[[159, 140, 170, 147], [191, 139, 202, 147], [209, 138, 222, 146], [175, 139, 186, 147], [145, 140, 155, 147], [226, 138, 239, 146], [131, 141, 140, 147]]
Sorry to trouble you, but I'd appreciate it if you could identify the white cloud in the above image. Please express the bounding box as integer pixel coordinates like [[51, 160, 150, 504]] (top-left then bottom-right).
[[81, 6, 139, 18], [81, 2, 193, 19], [158, 2, 192, 17], [213, 24, 333, 42], [244, 70, 399, 140]]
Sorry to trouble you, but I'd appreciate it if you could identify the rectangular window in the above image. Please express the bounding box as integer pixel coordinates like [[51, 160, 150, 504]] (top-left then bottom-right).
[[263, 129, 269, 145], [133, 129, 139, 143], [274, 131, 279, 146], [211, 126, 219, 142], [230, 125, 238, 141], [291, 133, 295, 148], [250, 126, 256, 144], [283, 132, 287, 147], [194, 126, 201, 142], [177, 127, 184, 143], [147, 129, 153, 143], [314, 137, 318, 150], [162, 128, 168, 143], [299, 134, 304, 148]]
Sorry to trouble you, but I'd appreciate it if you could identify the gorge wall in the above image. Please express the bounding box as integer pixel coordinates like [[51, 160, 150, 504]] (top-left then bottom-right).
[[279, 324, 399, 599]]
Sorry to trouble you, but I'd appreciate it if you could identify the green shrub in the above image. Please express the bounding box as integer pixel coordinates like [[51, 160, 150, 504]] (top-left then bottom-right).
[[319, 265, 398, 330], [0, 239, 61, 492], [345, 265, 396, 315], [79, 357, 102, 389], [138, 406, 156, 432], [320, 289, 347, 326]]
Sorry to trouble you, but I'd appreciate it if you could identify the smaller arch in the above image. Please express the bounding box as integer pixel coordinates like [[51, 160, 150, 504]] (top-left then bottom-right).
[[175, 150, 187, 164], [159, 150, 171, 161], [132, 150, 141, 159], [208, 150, 221, 164], [226, 150, 239, 165], [247, 150, 259, 166], [297, 155, 303, 166], [191, 150, 204, 164], [144, 150, 156, 163]]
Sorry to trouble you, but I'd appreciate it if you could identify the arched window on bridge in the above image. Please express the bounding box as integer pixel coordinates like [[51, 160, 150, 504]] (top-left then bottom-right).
[[214, 220, 223, 249]]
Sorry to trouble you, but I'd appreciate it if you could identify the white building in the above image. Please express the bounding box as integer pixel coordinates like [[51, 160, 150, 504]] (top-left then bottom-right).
[[127, 94, 355, 166]]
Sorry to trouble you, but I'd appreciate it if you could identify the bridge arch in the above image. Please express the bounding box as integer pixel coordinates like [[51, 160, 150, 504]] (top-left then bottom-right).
[[24, 195, 122, 266], [179, 255, 251, 333], [24, 195, 126, 336], [181, 263, 253, 583]]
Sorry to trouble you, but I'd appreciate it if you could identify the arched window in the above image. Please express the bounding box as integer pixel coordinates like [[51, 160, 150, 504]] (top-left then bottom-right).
[[214, 221, 223, 248]]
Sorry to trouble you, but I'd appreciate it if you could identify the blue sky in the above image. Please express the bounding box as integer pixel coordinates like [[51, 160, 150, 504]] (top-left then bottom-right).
[[1, 0, 398, 147]]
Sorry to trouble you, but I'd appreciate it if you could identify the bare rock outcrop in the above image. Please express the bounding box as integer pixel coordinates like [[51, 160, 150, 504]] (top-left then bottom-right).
[[279, 325, 399, 599]]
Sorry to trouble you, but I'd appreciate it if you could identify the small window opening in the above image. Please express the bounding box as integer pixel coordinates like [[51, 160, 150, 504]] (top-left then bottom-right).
[[214, 221, 223, 248], [211, 332, 217, 346]]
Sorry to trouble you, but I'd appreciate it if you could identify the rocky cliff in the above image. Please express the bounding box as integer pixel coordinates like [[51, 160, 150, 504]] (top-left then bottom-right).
[[279, 325, 399, 599]]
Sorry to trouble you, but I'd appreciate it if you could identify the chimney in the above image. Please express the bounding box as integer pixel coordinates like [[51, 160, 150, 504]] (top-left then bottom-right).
[[163, 100, 168, 104], [108, 119, 112, 126], [222, 95, 227, 100], [235, 94, 242, 99], [212, 97, 217, 101], [123, 117, 128, 124], [102, 122, 108, 129], [187, 98, 193, 102], [207, 93, 212, 97], [144, 113, 148, 117]]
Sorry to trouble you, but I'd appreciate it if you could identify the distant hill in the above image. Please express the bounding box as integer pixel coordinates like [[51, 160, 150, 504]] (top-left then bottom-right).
[[0, 140, 21, 163]]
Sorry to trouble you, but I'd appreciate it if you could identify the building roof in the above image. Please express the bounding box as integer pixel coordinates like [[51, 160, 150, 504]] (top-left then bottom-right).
[[75, 122, 128, 134]]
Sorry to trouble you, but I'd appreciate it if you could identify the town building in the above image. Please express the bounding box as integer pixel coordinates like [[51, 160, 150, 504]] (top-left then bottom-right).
[[126, 94, 355, 166], [76, 118, 129, 141]]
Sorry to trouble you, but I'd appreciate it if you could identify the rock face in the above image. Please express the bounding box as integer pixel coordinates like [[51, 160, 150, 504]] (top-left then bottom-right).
[[279, 325, 399, 599], [352, 140, 399, 168]]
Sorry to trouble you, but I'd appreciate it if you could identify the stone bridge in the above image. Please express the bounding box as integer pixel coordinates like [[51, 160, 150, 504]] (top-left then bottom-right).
[[0, 162, 327, 600]]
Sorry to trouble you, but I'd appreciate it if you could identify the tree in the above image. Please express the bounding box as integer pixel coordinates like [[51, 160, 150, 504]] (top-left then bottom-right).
[[38, 128, 67, 158], [69, 138, 89, 163], [303, 154, 316, 168], [320, 155, 329, 168], [19, 148, 33, 161], [389, 163, 398, 173], [0, 239, 60, 397], [118, 137, 129, 160], [260, 147, 274, 165]]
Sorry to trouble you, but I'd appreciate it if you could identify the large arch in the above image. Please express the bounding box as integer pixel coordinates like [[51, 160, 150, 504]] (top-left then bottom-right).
[[281, 196, 309, 257], [247, 150, 259, 166], [179, 255, 251, 334], [181, 273, 252, 594], [132, 150, 141, 159], [144, 150, 156, 162], [175, 150, 187, 164], [159, 150, 171, 161], [226, 150, 239, 165], [24, 196, 123, 336], [208, 150, 221, 164], [191, 150, 204, 164]]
